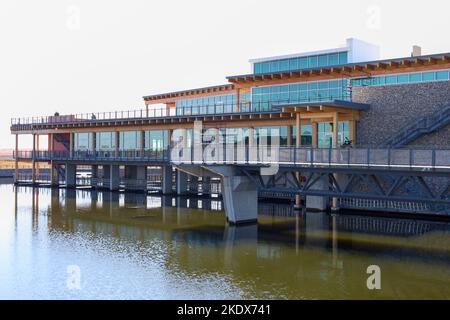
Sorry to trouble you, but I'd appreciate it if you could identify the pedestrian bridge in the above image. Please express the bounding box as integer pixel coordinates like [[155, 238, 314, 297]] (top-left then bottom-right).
[[14, 146, 450, 223]]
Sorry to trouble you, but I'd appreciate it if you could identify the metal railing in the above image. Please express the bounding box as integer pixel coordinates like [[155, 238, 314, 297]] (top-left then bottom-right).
[[10, 92, 352, 126], [14, 150, 170, 162], [172, 146, 450, 171], [14, 146, 450, 171], [383, 103, 450, 147]]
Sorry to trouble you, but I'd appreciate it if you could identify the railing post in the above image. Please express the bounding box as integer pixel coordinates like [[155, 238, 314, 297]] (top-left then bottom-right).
[[310, 148, 314, 167], [328, 147, 332, 167], [293, 146, 296, 165], [432, 149, 436, 170], [347, 147, 351, 168], [409, 148, 413, 169], [387, 148, 391, 169], [367, 148, 370, 168]]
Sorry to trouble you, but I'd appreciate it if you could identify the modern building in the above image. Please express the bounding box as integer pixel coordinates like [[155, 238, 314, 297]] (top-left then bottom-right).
[[10, 38, 450, 223]]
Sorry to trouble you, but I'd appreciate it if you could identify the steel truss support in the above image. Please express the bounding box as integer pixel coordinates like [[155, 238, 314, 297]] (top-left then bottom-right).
[[239, 168, 450, 206]]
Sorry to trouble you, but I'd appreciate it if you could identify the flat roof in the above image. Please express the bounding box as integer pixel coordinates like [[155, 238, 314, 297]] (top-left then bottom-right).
[[275, 100, 370, 111], [143, 83, 235, 102], [228, 52, 450, 83]]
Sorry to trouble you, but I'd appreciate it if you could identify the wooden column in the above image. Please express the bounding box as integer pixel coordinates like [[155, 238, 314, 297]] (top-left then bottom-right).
[[311, 122, 318, 148], [14, 134, 19, 183], [287, 125, 292, 147], [36, 134, 40, 177], [349, 120, 356, 145], [332, 112, 339, 148], [295, 114, 301, 147], [32, 133, 36, 184]]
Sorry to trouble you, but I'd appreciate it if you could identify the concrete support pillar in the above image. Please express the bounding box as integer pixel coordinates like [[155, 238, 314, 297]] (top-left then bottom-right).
[[50, 162, 59, 186], [189, 175, 199, 194], [222, 175, 258, 224], [306, 174, 328, 211], [65, 163, 77, 188], [103, 165, 120, 191], [124, 165, 147, 191], [14, 134, 19, 183], [162, 165, 173, 194], [176, 170, 188, 195], [91, 165, 98, 188]]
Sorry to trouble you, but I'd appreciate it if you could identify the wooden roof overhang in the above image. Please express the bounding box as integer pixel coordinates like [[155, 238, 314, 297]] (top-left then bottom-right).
[[227, 53, 450, 88], [143, 84, 236, 105], [11, 111, 297, 135], [277, 100, 370, 121]]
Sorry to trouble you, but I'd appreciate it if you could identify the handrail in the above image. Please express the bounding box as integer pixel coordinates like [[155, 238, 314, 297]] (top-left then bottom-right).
[[383, 103, 450, 147], [10, 91, 352, 126], [13, 146, 450, 171]]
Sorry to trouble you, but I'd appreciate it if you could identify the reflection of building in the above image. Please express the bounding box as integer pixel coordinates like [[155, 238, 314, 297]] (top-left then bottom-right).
[[17, 185, 450, 299]]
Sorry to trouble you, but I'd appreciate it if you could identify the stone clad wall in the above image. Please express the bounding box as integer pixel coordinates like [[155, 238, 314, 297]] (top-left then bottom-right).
[[352, 81, 450, 148]]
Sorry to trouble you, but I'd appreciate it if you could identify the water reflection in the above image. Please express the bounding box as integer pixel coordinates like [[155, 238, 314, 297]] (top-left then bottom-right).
[[2, 185, 450, 299]]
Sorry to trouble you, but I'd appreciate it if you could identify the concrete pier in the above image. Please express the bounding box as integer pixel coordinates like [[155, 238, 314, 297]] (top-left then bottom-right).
[[104, 165, 120, 191], [66, 164, 77, 188], [124, 165, 147, 191], [306, 174, 328, 211], [162, 165, 173, 194], [176, 170, 188, 195]]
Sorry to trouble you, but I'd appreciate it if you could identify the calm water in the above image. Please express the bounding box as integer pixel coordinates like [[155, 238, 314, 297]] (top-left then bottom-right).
[[1, 184, 450, 300]]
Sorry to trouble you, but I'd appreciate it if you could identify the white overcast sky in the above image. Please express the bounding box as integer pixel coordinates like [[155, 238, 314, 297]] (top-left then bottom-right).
[[1, 0, 449, 148]]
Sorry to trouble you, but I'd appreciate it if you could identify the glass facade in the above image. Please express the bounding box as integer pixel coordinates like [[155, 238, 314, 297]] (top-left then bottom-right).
[[253, 51, 348, 74], [144, 130, 169, 151], [251, 79, 350, 111], [351, 69, 450, 87], [317, 121, 350, 148], [96, 132, 116, 151], [120, 131, 141, 151], [175, 93, 251, 116], [74, 133, 93, 151]]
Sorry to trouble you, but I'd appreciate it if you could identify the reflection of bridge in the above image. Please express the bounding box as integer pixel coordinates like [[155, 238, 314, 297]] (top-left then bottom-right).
[[14, 145, 450, 223]]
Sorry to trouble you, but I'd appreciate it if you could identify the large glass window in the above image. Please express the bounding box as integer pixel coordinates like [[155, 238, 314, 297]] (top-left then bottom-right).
[[74, 133, 93, 151], [120, 131, 141, 151], [96, 132, 116, 151], [301, 125, 312, 146], [251, 79, 349, 110], [318, 123, 333, 148], [176, 93, 237, 115], [253, 51, 349, 74], [144, 130, 168, 151], [351, 69, 450, 87]]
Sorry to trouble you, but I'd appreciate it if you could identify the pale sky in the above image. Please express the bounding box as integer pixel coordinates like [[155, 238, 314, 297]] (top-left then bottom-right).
[[1, 0, 449, 149]]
